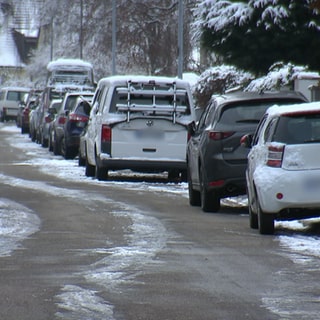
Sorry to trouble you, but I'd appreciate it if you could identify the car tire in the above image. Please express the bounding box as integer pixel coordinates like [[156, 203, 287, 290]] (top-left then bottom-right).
[[53, 133, 61, 156], [48, 132, 53, 151], [78, 153, 85, 167], [200, 166, 220, 212], [95, 155, 108, 181], [257, 197, 274, 235], [31, 128, 36, 142], [188, 168, 201, 206], [248, 189, 258, 229], [41, 132, 48, 148], [249, 204, 258, 229], [85, 156, 95, 177], [61, 138, 76, 160]]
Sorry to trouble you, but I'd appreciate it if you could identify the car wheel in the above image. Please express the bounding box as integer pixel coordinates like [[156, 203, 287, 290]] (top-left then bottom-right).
[[41, 132, 48, 148], [62, 138, 75, 160], [48, 132, 53, 151], [188, 168, 201, 206], [53, 133, 61, 155], [78, 153, 85, 167], [257, 196, 274, 235], [95, 155, 108, 181], [248, 188, 258, 229], [200, 166, 220, 212], [85, 156, 95, 177], [31, 128, 36, 142], [249, 204, 258, 229]]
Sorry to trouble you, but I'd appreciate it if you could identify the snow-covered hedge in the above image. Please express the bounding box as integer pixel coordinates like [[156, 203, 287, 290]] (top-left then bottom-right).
[[193, 65, 253, 108]]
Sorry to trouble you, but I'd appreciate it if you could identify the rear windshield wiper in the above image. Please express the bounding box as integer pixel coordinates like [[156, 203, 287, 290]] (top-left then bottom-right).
[[236, 119, 260, 123], [303, 139, 320, 143]]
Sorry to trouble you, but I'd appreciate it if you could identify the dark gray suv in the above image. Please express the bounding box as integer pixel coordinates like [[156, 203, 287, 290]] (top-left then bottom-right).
[[187, 91, 308, 212]]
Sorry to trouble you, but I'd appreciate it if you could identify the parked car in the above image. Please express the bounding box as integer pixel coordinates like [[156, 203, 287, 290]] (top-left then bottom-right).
[[61, 95, 93, 159], [29, 95, 42, 142], [16, 93, 29, 128], [40, 99, 62, 147], [187, 91, 308, 213], [50, 91, 94, 155], [0, 87, 30, 122], [19, 89, 42, 134], [83, 75, 196, 180], [242, 101, 320, 234]]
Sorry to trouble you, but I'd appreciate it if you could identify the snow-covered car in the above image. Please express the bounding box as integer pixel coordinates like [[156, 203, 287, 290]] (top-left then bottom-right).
[[187, 90, 308, 213], [83, 75, 196, 180], [0, 87, 30, 122], [243, 101, 320, 234]]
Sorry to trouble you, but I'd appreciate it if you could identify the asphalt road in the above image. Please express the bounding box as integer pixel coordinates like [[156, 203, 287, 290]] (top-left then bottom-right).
[[0, 123, 319, 320]]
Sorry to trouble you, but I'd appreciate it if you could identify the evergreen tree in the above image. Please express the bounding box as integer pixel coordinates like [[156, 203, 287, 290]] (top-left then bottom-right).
[[195, 0, 320, 75]]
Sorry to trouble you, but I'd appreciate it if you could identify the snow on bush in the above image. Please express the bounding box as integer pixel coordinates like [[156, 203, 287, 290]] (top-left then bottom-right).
[[245, 62, 319, 92], [193, 65, 253, 108]]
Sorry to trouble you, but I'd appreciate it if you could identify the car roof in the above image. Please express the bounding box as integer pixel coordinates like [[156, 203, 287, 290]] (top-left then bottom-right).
[[0, 86, 31, 92], [97, 75, 191, 88], [213, 91, 308, 106], [267, 101, 320, 116]]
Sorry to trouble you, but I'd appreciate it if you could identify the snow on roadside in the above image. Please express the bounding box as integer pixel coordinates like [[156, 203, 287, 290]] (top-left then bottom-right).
[[0, 198, 40, 256]]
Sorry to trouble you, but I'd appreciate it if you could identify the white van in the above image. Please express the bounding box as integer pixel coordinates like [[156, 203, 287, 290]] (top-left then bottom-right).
[[0, 87, 30, 122], [83, 75, 196, 181], [46, 59, 95, 90]]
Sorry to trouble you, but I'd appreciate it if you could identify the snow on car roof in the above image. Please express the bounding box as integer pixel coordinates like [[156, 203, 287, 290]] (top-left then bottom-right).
[[47, 59, 93, 71], [267, 101, 320, 116], [98, 75, 192, 87], [0, 86, 31, 91]]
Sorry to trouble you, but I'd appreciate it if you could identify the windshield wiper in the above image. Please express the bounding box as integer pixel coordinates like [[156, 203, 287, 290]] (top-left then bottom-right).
[[236, 119, 260, 123]]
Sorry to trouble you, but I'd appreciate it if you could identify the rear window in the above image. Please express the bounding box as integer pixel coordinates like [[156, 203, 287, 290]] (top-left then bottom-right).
[[7, 91, 29, 102], [219, 100, 303, 126], [273, 114, 320, 144]]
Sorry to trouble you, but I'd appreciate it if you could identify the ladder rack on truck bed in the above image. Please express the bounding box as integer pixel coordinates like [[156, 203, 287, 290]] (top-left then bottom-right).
[[115, 80, 188, 123]]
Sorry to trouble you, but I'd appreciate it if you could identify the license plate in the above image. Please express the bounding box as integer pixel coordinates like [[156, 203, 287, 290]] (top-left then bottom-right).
[[303, 177, 320, 191], [135, 129, 164, 139]]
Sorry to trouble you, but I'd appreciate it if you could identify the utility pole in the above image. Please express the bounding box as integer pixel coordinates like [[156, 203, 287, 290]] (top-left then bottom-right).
[[50, 17, 53, 61], [80, 0, 83, 59], [177, 0, 183, 79], [112, 0, 116, 75]]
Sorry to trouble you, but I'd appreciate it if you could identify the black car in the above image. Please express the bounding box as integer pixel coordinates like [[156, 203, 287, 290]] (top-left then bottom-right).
[[187, 90, 308, 213], [61, 97, 92, 159]]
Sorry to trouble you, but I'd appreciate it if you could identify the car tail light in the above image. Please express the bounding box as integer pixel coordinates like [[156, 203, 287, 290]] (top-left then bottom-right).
[[208, 180, 224, 187], [58, 116, 66, 125], [44, 115, 52, 123], [69, 114, 88, 123], [101, 124, 112, 143], [208, 131, 235, 140], [267, 145, 284, 167]]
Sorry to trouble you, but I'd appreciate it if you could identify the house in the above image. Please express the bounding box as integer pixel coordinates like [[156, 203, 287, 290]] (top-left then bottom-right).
[[0, 0, 41, 84]]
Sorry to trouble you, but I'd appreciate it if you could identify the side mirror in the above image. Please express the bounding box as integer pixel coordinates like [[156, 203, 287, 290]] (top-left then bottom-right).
[[48, 107, 57, 114], [240, 134, 253, 148], [187, 121, 196, 136], [82, 101, 91, 116]]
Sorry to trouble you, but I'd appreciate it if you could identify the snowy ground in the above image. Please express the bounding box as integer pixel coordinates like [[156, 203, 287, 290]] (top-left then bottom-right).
[[1, 123, 320, 319]]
